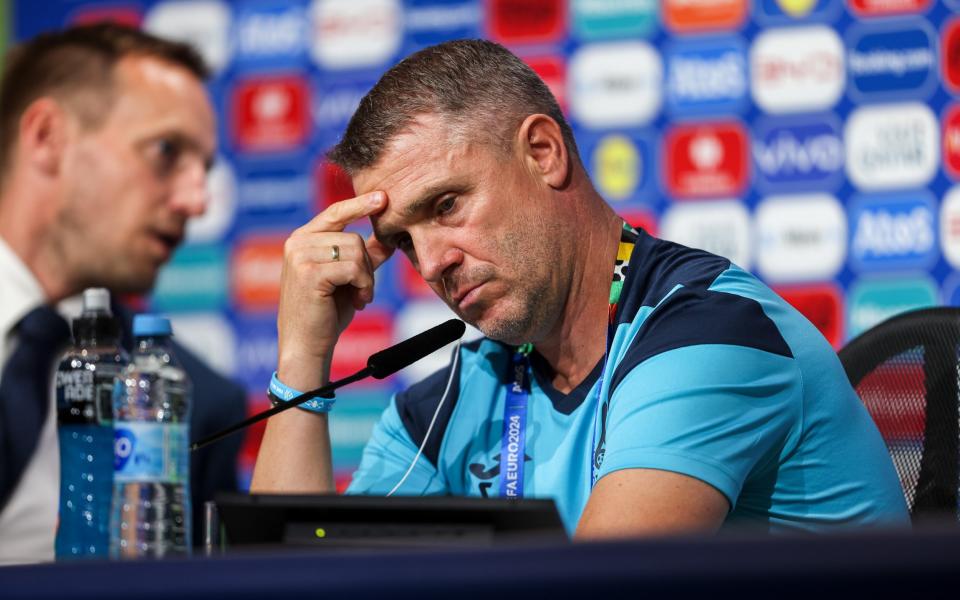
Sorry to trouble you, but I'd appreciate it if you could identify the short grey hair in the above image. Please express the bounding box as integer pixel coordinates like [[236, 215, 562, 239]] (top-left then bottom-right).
[[328, 39, 578, 175]]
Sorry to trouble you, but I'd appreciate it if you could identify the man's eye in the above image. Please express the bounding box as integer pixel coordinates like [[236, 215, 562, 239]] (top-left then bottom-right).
[[437, 196, 457, 215], [151, 139, 181, 173]]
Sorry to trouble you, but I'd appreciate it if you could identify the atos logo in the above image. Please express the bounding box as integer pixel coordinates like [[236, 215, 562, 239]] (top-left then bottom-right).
[[845, 103, 938, 191], [849, 0, 931, 18], [750, 26, 844, 114], [489, 0, 566, 45], [753, 118, 843, 191], [571, 0, 657, 41], [230, 233, 286, 313], [661, 201, 752, 269], [233, 4, 308, 63], [849, 194, 938, 273], [847, 22, 937, 102], [944, 19, 960, 95], [756, 0, 838, 24], [231, 76, 310, 153], [570, 42, 661, 129], [663, 0, 747, 33], [310, 0, 402, 70], [755, 195, 846, 283], [144, 1, 231, 72], [665, 38, 747, 115], [405, 1, 480, 47], [944, 104, 960, 181], [774, 284, 844, 348], [664, 121, 748, 199], [848, 277, 937, 338]]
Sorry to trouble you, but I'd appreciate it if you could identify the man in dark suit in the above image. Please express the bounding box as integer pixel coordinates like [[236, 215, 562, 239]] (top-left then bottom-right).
[[0, 23, 244, 563]]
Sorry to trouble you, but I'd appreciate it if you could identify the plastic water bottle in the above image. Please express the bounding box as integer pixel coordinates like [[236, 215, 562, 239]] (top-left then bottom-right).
[[110, 315, 192, 559], [55, 288, 128, 559]]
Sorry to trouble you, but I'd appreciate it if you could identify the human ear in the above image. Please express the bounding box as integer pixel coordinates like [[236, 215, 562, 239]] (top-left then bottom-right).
[[517, 113, 570, 189], [17, 98, 70, 177]]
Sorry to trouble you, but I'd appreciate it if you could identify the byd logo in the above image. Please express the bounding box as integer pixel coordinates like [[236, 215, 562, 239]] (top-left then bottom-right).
[[750, 26, 844, 114]]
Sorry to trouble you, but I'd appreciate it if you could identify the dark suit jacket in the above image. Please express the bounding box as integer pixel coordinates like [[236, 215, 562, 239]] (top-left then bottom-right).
[[116, 306, 247, 547]]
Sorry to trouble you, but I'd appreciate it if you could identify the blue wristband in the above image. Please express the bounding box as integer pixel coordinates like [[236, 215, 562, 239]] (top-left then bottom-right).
[[268, 371, 336, 413]]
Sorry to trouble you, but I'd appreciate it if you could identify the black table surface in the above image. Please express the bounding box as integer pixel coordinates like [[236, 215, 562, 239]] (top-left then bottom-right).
[[3, 525, 960, 599]]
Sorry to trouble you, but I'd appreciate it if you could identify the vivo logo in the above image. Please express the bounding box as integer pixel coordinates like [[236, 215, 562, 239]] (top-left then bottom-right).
[[753, 119, 843, 189]]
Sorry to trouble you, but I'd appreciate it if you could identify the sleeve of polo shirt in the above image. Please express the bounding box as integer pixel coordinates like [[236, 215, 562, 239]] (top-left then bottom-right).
[[345, 397, 447, 496], [597, 343, 802, 508]]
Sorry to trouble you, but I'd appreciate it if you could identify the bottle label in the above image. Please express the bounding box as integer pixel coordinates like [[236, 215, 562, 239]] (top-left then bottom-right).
[[114, 423, 189, 483]]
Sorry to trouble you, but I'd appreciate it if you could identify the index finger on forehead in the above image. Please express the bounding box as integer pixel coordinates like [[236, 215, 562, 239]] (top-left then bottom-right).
[[304, 191, 386, 233]]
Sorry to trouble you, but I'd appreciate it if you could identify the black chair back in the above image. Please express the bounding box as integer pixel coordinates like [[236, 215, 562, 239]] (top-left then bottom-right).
[[837, 307, 960, 523]]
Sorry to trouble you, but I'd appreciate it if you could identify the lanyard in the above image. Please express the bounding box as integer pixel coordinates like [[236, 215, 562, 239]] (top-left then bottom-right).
[[498, 223, 637, 499]]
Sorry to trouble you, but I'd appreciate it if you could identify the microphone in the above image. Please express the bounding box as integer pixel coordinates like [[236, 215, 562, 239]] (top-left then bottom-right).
[[190, 319, 466, 451]]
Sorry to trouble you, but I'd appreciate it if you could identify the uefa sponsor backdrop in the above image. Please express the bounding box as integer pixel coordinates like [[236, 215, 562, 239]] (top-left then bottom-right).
[[11, 0, 960, 489]]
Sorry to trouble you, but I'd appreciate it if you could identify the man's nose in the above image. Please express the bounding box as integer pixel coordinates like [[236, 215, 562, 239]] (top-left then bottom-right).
[[414, 232, 462, 285], [169, 160, 209, 217]]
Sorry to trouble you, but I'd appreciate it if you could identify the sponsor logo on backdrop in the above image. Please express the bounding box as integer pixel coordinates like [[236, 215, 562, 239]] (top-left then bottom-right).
[[940, 187, 960, 269], [310, 0, 401, 70], [316, 161, 356, 211], [849, 193, 937, 273], [570, 42, 661, 129], [756, 0, 839, 23], [231, 76, 310, 152], [945, 105, 960, 180], [753, 117, 843, 191], [312, 81, 371, 147], [230, 233, 286, 312], [233, 4, 307, 62], [152, 245, 229, 312], [330, 311, 394, 382], [848, 0, 931, 18], [944, 272, 960, 307], [845, 103, 938, 191], [848, 277, 938, 338], [328, 389, 393, 470], [186, 159, 235, 244], [144, 1, 230, 72], [394, 300, 482, 385], [168, 314, 237, 376], [70, 5, 142, 26], [663, 0, 746, 33], [593, 135, 643, 202], [847, 22, 937, 102], [665, 38, 747, 115], [237, 168, 311, 215], [775, 284, 844, 347], [525, 57, 567, 112], [661, 201, 752, 269], [751, 26, 844, 114], [405, 1, 480, 47], [664, 121, 748, 199], [571, 0, 657, 40], [944, 19, 960, 94], [489, 0, 566, 44], [755, 194, 846, 283], [234, 316, 280, 392]]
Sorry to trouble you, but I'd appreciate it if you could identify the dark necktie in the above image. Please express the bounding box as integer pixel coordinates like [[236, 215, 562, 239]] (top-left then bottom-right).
[[0, 306, 70, 511]]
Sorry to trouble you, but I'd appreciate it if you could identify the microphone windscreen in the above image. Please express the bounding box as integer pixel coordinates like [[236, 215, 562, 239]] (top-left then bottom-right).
[[367, 319, 466, 379]]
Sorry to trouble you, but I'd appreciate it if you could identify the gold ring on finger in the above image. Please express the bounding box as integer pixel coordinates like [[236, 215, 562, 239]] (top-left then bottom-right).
[[331, 244, 340, 262]]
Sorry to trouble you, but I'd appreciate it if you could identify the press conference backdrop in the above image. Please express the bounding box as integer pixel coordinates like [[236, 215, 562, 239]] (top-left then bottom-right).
[[10, 0, 960, 489]]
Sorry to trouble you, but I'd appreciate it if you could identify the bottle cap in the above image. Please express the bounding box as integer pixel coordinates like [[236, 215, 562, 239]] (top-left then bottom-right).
[[133, 314, 172, 337], [82, 288, 111, 314]]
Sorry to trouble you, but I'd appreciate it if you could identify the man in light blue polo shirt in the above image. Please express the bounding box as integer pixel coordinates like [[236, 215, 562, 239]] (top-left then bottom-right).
[[252, 40, 908, 537]]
